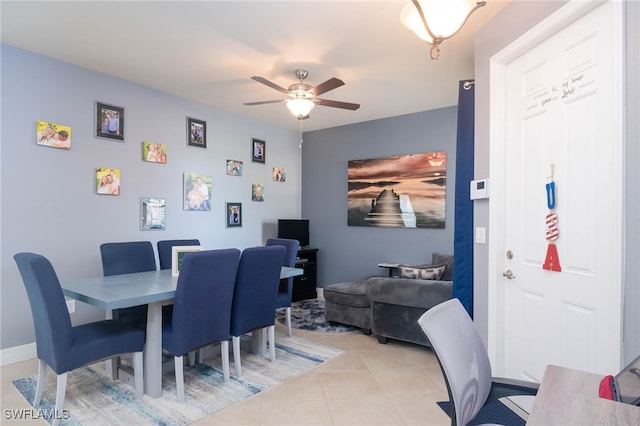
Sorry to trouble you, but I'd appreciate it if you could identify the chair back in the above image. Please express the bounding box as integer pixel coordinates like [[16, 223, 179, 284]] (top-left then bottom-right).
[[100, 241, 157, 276], [168, 249, 240, 355], [417, 298, 493, 426], [266, 238, 299, 307], [157, 239, 200, 270], [266, 238, 299, 268], [14, 253, 72, 371], [230, 245, 286, 336]]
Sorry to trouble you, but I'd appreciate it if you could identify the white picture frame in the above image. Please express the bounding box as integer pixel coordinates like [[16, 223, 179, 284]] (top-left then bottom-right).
[[171, 245, 202, 276]]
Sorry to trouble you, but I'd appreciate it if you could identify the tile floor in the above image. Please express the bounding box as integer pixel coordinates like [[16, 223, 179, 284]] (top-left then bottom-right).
[[1, 320, 451, 425]]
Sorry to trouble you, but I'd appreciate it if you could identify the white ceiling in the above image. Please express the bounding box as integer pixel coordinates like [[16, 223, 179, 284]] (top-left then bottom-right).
[[1, 1, 508, 132]]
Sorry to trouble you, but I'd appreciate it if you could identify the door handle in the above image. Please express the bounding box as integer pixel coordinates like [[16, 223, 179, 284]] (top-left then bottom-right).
[[503, 270, 516, 279]]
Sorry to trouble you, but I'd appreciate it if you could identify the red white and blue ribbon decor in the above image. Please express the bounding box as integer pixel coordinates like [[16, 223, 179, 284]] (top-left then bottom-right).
[[543, 166, 561, 271]]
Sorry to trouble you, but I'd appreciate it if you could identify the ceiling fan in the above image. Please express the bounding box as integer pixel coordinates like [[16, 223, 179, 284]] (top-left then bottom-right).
[[244, 69, 360, 119]]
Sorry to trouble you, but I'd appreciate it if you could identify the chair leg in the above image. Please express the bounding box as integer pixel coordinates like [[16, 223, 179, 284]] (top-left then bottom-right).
[[198, 347, 206, 363], [220, 340, 230, 382], [52, 372, 67, 426], [268, 325, 276, 362], [232, 336, 242, 377], [175, 355, 185, 402], [285, 307, 292, 337], [34, 359, 47, 406], [188, 351, 196, 366], [133, 351, 144, 397]]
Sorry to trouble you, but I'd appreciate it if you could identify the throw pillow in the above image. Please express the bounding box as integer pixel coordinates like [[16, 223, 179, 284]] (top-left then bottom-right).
[[432, 253, 454, 281], [397, 264, 446, 280]]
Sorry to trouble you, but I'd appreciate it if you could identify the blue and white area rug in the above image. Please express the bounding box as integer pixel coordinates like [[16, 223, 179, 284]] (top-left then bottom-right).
[[12, 335, 342, 425], [276, 299, 359, 333]]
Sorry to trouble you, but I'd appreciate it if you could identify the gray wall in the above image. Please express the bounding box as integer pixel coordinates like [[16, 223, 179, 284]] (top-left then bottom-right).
[[473, 1, 640, 363], [302, 107, 458, 286], [0, 45, 302, 350]]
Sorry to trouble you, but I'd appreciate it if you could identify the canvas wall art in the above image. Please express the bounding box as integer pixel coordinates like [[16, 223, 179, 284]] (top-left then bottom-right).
[[347, 152, 446, 228], [142, 142, 167, 163], [36, 121, 71, 149], [96, 168, 121, 195], [272, 167, 286, 182], [183, 173, 212, 211]]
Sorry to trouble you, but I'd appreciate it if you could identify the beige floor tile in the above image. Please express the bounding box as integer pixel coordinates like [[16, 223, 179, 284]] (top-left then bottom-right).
[[326, 395, 407, 425], [317, 370, 385, 400], [372, 366, 444, 395], [259, 373, 325, 403], [389, 393, 451, 426], [347, 333, 387, 351], [198, 397, 261, 426], [260, 399, 333, 425], [313, 353, 368, 373], [357, 347, 424, 371]]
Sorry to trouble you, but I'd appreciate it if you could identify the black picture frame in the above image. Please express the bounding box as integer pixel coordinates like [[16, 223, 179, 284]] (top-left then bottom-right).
[[226, 202, 242, 228], [251, 138, 265, 163], [96, 102, 124, 141], [187, 117, 207, 148]]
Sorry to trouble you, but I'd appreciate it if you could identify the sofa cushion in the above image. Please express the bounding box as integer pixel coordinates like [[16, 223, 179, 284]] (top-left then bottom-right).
[[397, 264, 446, 280], [323, 280, 370, 307], [432, 252, 454, 281]]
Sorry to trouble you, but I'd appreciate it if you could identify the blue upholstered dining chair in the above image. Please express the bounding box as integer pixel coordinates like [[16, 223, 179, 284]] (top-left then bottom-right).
[[14, 253, 145, 426], [99, 241, 157, 328], [265, 238, 300, 336], [162, 249, 240, 402], [157, 239, 201, 270], [230, 245, 286, 377], [417, 299, 538, 426]]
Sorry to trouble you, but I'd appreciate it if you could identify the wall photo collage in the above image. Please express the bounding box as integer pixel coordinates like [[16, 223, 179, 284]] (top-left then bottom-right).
[[36, 101, 292, 230]]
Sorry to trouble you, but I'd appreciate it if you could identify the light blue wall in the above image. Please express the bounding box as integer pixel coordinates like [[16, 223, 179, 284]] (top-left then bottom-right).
[[301, 107, 458, 286], [0, 45, 302, 350]]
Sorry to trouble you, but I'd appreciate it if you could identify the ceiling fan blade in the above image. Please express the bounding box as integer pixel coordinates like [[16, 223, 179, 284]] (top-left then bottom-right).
[[316, 98, 360, 111], [251, 76, 290, 94], [243, 100, 286, 106], [310, 78, 345, 96]]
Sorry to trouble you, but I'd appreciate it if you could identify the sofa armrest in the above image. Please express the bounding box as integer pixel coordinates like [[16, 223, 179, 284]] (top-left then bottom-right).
[[365, 276, 453, 310]]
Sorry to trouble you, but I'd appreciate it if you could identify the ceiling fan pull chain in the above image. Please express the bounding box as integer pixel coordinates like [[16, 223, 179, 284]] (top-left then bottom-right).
[[299, 118, 304, 148]]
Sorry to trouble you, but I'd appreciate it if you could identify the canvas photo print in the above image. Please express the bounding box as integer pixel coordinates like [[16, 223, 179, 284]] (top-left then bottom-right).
[[183, 173, 212, 211], [37, 121, 72, 150], [96, 168, 121, 195], [347, 152, 446, 228], [142, 142, 167, 163]]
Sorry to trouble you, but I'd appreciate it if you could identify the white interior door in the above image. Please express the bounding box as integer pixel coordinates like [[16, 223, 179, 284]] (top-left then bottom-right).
[[489, 0, 623, 380]]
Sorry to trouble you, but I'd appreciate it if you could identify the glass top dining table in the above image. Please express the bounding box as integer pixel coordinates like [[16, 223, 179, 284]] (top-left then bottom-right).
[[61, 267, 303, 398]]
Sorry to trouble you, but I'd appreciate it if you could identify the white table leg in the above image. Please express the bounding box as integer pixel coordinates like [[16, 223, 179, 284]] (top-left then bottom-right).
[[250, 328, 267, 356], [144, 301, 163, 398]]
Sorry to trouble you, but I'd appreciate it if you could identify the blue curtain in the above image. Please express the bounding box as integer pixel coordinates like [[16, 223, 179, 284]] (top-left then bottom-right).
[[453, 80, 475, 317]]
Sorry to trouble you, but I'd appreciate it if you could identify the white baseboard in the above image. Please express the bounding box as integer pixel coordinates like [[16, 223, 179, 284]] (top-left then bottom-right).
[[0, 342, 36, 366]]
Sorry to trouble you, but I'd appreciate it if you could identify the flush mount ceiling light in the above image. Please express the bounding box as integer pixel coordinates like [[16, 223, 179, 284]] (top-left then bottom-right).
[[401, 0, 486, 60]]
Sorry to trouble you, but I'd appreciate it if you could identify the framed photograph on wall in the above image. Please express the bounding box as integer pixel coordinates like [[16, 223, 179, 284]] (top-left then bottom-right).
[[171, 245, 202, 276], [251, 183, 264, 202], [96, 102, 124, 141], [272, 167, 286, 182], [187, 117, 206, 148], [142, 142, 167, 163], [226, 159, 243, 176], [251, 138, 265, 163], [96, 167, 121, 195], [183, 172, 212, 211], [36, 121, 72, 150], [226, 202, 242, 228], [140, 197, 166, 230]]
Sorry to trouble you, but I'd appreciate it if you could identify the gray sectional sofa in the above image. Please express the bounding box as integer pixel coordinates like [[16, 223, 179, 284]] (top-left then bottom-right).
[[324, 253, 453, 347]]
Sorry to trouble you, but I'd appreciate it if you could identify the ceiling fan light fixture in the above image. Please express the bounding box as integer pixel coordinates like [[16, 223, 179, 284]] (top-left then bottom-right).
[[401, 0, 486, 59], [286, 98, 316, 118]]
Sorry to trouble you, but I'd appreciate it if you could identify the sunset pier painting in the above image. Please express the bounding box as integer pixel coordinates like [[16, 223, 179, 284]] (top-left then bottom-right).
[[347, 152, 446, 228]]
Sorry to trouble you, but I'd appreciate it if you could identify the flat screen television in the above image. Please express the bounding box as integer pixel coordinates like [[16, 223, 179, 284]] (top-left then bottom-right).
[[277, 219, 310, 248]]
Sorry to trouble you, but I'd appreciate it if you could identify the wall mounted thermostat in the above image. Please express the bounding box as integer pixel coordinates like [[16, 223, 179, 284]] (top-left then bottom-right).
[[470, 179, 490, 200]]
